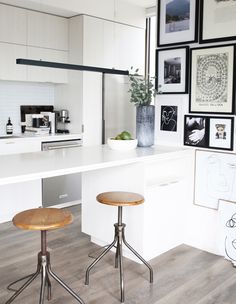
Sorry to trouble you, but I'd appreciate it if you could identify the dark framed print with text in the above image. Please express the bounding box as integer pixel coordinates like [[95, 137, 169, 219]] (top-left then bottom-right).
[[189, 44, 235, 114], [156, 46, 189, 94], [157, 0, 199, 47], [184, 115, 208, 148], [209, 117, 234, 151], [200, 0, 236, 44]]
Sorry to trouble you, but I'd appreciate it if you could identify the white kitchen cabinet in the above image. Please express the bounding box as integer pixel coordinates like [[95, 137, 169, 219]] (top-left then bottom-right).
[[0, 43, 27, 81], [27, 11, 68, 51], [0, 139, 41, 155], [27, 47, 68, 83], [0, 4, 27, 45]]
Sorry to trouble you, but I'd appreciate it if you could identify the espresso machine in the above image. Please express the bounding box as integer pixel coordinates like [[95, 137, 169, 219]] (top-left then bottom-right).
[[55, 110, 70, 133]]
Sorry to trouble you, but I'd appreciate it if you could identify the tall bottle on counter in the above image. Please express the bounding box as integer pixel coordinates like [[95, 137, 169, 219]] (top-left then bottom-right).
[[6, 117, 13, 134]]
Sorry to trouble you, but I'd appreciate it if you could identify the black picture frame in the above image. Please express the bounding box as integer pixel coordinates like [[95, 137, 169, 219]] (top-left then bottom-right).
[[208, 116, 234, 151], [189, 44, 236, 115], [199, 0, 236, 44], [184, 115, 209, 148], [157, 0, 199, 47], [155, 46, 189, 94]]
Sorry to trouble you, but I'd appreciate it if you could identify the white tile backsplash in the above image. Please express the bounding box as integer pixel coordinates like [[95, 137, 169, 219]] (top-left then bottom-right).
[[0, 81, 54, 134]]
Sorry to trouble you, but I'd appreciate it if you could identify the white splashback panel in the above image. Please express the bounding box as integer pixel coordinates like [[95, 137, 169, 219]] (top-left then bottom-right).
[[0, 81, 54, 134]]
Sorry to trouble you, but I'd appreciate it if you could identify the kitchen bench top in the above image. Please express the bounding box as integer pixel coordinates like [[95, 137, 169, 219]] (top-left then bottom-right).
[[0, 144, 190, 185]]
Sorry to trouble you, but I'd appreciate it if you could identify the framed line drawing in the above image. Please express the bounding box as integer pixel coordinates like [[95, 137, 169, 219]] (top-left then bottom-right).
[[157, 0, 199, 47], [194, 150, 236, 210], [200, 0, 236, 44], [156, 46, 189, 94], [160, 105, 178, 131], [189, 44, 236, 114], [184, 115, 208, 148], [208, 117, 234, 151]]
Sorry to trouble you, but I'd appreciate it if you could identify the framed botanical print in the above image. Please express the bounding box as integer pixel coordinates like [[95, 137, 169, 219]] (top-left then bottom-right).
[[156, 46, 189, 94], [189, 44, 235, 114], [208, 117, 234, 151], [200, 0, 236, 44], [184, 115, 208, 148], [157, 0, 199, 47]]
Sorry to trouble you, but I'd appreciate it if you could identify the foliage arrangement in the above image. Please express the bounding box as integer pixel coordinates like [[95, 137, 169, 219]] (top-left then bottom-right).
[[128, 67, 158, 106]]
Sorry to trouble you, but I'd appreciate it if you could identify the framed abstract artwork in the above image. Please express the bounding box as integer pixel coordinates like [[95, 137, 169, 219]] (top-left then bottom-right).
[[157, 0, 199, 47], [189, 44, 235, 114], [184, 115, 208, 148], [208, 117, 234, 151], [200, 0, 236, 44], [156, 46, 189, 94]]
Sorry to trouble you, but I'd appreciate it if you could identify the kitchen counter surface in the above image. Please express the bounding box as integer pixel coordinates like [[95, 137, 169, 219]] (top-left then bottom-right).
[[0, 133, 82, 142], [0, 145, 189, 185]]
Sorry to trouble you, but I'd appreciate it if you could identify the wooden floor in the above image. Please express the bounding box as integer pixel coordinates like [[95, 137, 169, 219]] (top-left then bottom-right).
[[1, 205, 236, 304]]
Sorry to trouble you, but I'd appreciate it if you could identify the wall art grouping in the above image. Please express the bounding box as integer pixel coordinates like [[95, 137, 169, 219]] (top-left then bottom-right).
[[156, 46, 189, 94], [189, 44, 235, 114], [157, 0, 199, 47], [184, 115, 234, 150]]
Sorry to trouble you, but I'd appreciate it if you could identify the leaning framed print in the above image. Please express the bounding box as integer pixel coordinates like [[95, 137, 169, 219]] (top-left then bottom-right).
[[189, 44, 236, 114], [156, 46, 189, 94], [200, 0, 236, 44], [208, 116, 234, 151], [157, 0, 199, 47], [184, 115, 208, 148]]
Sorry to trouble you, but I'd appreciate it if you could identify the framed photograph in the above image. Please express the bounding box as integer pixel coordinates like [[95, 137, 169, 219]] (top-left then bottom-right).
[[157, 0, 199, 47], [208, 117, 234, 151], [200, 0, 236, 44], [156, 46, 189, 94], [184, 115, 208, 148], [194, 150, 236, 209], [155, 95, 188, 146], [189, 45, 235, 114], [160, 105, 178, 131]]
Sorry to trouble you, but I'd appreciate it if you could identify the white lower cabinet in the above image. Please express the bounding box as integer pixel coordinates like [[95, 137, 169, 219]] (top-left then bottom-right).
[[0, 179, 42, 223], [0, 139, 41, 155]]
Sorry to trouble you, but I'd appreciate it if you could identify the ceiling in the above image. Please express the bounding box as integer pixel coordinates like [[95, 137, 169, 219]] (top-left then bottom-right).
[[0, 0, 156, 17]]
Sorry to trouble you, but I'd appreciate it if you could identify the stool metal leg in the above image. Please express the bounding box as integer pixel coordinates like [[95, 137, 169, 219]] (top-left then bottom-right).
[[115, 245, 119, 268], [118, 234, 124, 303], [39, 256, 47, 304], [45, 272, 52, 301], [85, 237, 117, 285]]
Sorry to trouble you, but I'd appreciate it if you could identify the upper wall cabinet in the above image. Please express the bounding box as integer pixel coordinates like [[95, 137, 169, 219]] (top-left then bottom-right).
[[27, 11, 68, 51], [0, 5, 27, 45]]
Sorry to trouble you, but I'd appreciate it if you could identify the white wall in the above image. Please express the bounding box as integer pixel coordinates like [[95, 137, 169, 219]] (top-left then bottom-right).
[[0, 81, 54, 134]]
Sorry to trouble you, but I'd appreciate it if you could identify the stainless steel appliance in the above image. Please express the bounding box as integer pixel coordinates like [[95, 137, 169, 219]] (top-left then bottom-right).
[[42, 139, 82, 207], [55, 109, 71, 134]]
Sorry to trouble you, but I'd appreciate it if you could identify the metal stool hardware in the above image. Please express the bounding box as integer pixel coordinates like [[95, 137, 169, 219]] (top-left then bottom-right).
[[85, 205, 153, 303]]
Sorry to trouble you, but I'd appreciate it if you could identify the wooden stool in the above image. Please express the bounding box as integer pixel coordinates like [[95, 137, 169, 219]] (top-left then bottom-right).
[[85, 191, 153, 303], [5, 208, 84, 304]]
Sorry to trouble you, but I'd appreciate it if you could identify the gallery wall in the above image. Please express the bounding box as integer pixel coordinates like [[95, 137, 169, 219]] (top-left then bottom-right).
[[154, 0, 236, 257]]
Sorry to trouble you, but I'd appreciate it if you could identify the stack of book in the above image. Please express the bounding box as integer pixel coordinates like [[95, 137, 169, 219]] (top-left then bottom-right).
[[24, 127, 50, 135]]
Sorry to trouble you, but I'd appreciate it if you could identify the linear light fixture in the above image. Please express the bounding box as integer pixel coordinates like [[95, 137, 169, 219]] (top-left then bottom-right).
[[16, 59, 129, 75]]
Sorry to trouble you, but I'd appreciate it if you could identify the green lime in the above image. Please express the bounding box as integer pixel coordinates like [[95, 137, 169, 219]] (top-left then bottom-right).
[[120, 131, 132, 140], [115, 134, 122, 140]]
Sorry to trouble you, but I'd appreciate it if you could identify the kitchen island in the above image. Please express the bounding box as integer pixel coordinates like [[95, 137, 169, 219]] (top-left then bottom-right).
[[0, 145, 193, 261]]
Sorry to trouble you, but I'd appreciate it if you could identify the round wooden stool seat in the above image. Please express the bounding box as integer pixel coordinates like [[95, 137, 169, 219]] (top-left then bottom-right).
[[13, 208, 73, 231], [96, 191, 144, 207]]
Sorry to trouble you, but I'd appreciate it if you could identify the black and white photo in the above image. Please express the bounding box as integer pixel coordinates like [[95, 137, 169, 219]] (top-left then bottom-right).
[[160, 105, 178, 131], [190, 45, 235, 114], [184, 115, 208, 147], [200, 0, 236, 43], [156, 46, 189, 94], [209, 117, 234, 150], [157, 0, 198, 47]]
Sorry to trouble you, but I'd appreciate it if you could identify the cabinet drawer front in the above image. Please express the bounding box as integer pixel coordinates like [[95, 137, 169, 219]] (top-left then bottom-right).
[[0, 140, 41, 155]]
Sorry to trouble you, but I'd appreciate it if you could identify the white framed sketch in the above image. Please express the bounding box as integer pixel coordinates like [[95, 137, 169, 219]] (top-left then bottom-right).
[[194, 150, 236, 209]]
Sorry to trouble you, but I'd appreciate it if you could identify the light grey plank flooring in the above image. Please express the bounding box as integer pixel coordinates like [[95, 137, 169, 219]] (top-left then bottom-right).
[[0, 205, 235, 304]]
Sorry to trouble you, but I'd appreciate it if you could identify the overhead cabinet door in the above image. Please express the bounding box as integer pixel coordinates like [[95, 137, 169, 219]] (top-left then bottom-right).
[[27, 11, 68, 51]]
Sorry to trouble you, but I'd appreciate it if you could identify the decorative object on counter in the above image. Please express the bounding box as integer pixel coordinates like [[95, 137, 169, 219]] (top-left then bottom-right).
[[6, 117, 13, 135], [156, 46, 189, 94], [189, 44, 235, 114], [157, 0, 199, 47], [199, 0, 236, 44], [107, 131, 137, 151], [128, 67, 157, 147]]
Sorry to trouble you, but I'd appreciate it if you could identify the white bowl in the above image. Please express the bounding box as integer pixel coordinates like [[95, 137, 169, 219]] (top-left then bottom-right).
[[107, 138, 138, 151]]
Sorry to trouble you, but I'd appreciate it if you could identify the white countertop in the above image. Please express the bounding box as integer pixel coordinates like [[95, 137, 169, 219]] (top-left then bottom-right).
[[0, 145, 189, 186], [0, 133, 82, 142]]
